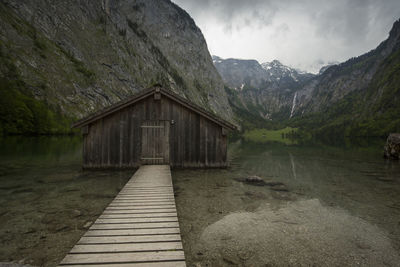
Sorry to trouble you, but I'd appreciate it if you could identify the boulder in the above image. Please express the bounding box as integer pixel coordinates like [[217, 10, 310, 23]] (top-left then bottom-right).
[[384, 133, 400, 159]]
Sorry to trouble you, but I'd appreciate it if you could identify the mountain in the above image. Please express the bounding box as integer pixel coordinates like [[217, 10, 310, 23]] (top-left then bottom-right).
[[213, 56, 314, 124], [213, 56, 313, 90], [0, 0, 232, 135], [261, 60, 314, 84], [215, 19, 400, 136], [212, 56, 267, 90], [290, 19, 400, 138], [291, 20, 400, 116]]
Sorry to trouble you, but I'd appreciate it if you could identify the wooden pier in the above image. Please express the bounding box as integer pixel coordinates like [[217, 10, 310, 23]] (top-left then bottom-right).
[[59, 165, 186, 267]]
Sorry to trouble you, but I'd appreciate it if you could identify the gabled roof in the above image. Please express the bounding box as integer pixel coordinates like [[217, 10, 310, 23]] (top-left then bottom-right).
[[72, 86, 237, 130]]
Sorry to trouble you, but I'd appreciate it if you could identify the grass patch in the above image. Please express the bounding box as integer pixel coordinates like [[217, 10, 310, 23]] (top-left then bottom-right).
[[243, 127, 299, 145], [57, 45, 95, 81]]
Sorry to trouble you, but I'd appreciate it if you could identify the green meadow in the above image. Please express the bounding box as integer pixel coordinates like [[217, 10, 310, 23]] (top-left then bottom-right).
[[243, 127, 299, 144]]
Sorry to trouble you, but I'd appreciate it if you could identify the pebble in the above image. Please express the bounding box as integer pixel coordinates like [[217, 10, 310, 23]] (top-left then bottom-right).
[[72, 209, 82, 217], [83, 221, 92, 229]]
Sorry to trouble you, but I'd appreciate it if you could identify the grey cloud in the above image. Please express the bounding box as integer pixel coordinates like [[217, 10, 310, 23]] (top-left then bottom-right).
[[312, 0, 375, 43], [173, 0, 400, 72], [174, 0, 278, 31]]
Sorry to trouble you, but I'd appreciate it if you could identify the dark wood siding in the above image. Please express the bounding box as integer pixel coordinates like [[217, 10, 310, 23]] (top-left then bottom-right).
[[83, 94, 228, 168]]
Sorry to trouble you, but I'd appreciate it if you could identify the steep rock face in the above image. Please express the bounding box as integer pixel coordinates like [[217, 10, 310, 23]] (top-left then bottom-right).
[[0, 0, 232, 134], [212, 56, 267, 90], [213, 56, 313, 121]]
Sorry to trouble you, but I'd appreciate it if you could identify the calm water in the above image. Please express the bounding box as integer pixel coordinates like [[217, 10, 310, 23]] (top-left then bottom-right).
[[0, 136, 132, 267], [173, 139, 400, 266], [0, 136, 399, 266]]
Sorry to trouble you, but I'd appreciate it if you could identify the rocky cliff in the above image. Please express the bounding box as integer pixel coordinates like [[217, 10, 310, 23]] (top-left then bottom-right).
[[213, 56, 313, 122], [0, 0, 232, 134]]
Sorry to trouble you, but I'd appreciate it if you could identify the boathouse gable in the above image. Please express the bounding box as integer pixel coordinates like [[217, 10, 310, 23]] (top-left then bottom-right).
[[73, 86, 236, 168]]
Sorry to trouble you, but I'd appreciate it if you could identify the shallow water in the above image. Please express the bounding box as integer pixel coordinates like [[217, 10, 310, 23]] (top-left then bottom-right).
[[0, 136, 132, 266], [173, 139, 400, 266], [0, 136, 399, 266]]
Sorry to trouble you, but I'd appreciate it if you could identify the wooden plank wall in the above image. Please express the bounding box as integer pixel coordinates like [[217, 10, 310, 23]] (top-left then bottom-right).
[[83, 95, 227, 168]]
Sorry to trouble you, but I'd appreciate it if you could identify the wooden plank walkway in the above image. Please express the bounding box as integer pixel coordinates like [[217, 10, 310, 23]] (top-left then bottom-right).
[[59, 165, 186, 267]]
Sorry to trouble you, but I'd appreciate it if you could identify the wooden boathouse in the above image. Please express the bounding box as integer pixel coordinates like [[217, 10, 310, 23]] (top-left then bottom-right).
[[73, 86, 236, 168]]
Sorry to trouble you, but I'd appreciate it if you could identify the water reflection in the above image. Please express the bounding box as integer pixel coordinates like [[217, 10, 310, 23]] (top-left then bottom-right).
[[173, 139, 400, 266]]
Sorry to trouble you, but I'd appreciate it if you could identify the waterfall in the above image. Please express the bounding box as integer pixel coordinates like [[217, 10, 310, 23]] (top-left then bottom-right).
[[290, 92, 297, 118]]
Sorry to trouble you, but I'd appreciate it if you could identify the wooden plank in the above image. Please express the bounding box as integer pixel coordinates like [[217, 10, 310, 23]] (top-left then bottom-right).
[[61, 251, 185, 264], [96, 217, 178, 224], [100, 213, 177, 219], [70, 242, 183, 253], [115, 196, 174, 199], [113, 195, 174, 198], [108, 203, 175, 206], [107, 204, 175, 208], [112, 200, 175, 204], [117, 195, 173, 198], [140, 126, 165, 128], [121, 187, 173, 189], [116, 194, 173, 196], [103, 209, 177, 213], [114, 197, 175, 200], [112, 199, 175, 203], [79, 234, 182, 244], [60, 262, 186, 267], [105, 208, 177, 212], [120, 188, 173, 191], [85, 228, 180, 236], [110, 202, 175, 205], [124, 186, 171, 190], [164, 121, 170, 164], [118, 194, 174, 196], [90, 222, 179, 230], [119, 190, 173, 192], [107, 205, 175, 209]]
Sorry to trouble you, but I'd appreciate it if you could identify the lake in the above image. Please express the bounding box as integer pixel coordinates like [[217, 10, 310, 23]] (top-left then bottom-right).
[[0, 136, 399, 266]]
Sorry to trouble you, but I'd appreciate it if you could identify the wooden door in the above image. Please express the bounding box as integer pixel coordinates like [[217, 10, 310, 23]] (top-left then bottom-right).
[[140, 120, 170, 165]]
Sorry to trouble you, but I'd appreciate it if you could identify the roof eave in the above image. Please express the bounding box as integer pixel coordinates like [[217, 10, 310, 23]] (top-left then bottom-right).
[[72, 86, 237, 131]]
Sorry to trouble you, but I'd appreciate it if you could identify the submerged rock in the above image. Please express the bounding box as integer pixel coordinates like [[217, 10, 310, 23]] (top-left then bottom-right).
[[245, 176, 265, 184], [235, 176, 266, 186], [269, 184, 289, 192], [72, 209, 82, 217], [235, 176, 289, 192], [384, 133, 400, 159]]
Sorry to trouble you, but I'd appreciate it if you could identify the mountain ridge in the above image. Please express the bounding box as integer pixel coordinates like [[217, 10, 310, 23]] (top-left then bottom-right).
[[215, 18, 400, 135]]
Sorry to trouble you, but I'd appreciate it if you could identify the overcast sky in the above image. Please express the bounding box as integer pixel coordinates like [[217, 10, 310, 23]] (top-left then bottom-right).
[[172, 0, 400, 73]]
